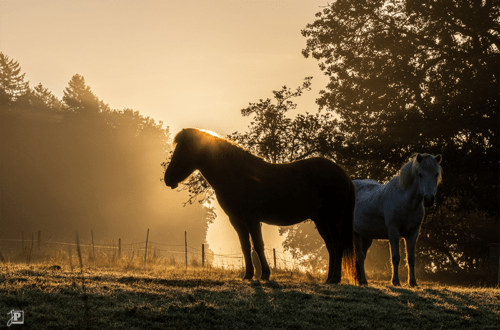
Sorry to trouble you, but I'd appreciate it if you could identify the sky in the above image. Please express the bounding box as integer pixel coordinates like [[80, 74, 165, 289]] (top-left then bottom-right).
[[0, 0, 329, 136], [1, 0, 330, 262]]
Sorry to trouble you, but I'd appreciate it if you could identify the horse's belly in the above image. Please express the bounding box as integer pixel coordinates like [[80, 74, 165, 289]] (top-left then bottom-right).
[[255, 187, 321, 223], [354, 213, 389, 239], [355, 226, 389, 240], [259, 200, 320, 225]]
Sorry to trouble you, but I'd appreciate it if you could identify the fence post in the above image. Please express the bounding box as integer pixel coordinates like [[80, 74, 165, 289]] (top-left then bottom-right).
[[273, 248, 276, 269], [91, 230, 96, 269], [118, 238, 121, 259], [28, 232, 34, 265], [185, 231, 188, 271], [202, 244, 205, 268], [67, 245, 73, 272], [144, 229, 149, 268], [76, 232, 83, 270], [37, 230, 41, 250]]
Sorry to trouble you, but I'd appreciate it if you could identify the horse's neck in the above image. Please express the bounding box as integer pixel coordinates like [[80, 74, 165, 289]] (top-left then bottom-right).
[[396, 176, 424, 210], [197, 148, 241, 191]]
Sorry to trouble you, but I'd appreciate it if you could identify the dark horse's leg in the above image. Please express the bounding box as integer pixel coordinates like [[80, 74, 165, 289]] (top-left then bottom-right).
[[314, 219, 341, 284], [354, 232, 373, 285], [229, 217, 254, 279], [247, 221, 271, 280]]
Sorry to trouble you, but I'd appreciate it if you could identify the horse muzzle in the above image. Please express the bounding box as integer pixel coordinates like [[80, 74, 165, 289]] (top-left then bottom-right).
[[164, 174, 178, 189], [164, 179, 178, 189]]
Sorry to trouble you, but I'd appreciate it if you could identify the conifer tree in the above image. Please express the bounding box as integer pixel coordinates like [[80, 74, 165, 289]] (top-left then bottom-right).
[[0, 53, 29, 109]]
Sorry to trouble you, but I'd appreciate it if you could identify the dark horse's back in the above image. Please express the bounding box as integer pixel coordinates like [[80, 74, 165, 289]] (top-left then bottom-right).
[[244, 157, 352, 223]]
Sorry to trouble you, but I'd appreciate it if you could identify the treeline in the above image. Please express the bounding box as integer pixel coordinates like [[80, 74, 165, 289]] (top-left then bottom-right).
[[0, 53, 210, 247], [186, 1, 500, 280]]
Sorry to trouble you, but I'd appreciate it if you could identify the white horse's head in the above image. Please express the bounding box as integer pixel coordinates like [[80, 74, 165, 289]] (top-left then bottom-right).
[[415, 153, 442, 207], [399, 153, 442, 207]]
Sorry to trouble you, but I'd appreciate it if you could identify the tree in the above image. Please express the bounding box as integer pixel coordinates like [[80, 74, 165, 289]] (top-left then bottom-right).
[[302, 0, 498, 173], [229, 77, 314, 163], [0, 53, 29, 109], [32, 83, 63, 111], [301, 0, 499, 275], [62, 74, 104, 121]]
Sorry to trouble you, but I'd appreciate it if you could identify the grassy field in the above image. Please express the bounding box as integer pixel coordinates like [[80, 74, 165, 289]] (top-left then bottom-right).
[[0, 261, 499, 330]]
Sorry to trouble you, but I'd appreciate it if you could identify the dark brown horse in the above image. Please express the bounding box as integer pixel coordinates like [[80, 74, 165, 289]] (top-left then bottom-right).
[[164, 128, 357, 283]]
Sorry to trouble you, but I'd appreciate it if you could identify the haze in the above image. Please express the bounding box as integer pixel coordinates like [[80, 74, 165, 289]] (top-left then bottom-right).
[[1, 0, 330, 260]]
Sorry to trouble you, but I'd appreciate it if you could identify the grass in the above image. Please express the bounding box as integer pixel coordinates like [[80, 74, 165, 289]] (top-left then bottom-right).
[[0, 260, 499, 330]]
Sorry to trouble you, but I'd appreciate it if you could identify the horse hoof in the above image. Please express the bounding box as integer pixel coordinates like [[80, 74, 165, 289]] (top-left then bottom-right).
[[359, 280, 368, 286], [392, 281, 401, 286], [260, 274, 270, 281], [243, 274, 254, 280], [409, 282, 418, 288]]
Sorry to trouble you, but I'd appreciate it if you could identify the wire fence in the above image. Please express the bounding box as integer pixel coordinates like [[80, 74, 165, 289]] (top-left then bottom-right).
[[0, 229, 300, 271]]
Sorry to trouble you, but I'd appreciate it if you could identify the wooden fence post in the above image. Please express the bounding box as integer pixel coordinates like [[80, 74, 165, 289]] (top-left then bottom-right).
[[185, 231, 188, 270], [144, 229, 149, 268], [202, 244, 205, 268], [67, 245, 73, 272], [91, 230, 96, 269], [28, 232, 34, 265], [273, 248, 276, 269], [118, 238, 121, 259], [76, 232, 83, 271]]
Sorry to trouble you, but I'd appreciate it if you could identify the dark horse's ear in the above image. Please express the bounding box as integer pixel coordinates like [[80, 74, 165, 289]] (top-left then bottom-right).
[[416, 153, 423, 163], [434, 154, 442, 164]]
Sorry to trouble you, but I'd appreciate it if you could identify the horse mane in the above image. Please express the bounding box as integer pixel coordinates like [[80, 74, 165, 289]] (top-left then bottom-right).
[[398, 153, 443, 189], [173, 128, 264, 164]]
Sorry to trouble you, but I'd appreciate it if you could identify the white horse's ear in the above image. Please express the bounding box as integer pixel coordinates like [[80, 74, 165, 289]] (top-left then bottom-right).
[[416, 153, 423, 163], [434, 154, 442, 163]]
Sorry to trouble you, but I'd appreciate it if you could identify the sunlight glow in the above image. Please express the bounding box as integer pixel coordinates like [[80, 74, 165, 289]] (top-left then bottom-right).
[[198, 129, 221, 138]]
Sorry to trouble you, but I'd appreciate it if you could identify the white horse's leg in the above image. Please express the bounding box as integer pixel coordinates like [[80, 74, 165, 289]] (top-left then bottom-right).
[[388, 228, 401, 286], [405, 232, 419, 287]]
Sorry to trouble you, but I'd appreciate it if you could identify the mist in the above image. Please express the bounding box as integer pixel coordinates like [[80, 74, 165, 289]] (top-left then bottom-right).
[[0, 85, 210, 252]]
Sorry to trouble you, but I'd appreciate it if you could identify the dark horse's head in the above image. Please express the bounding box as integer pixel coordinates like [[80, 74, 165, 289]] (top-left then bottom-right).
[[400, 153, 443, 207], [163, 128, 219, 189]]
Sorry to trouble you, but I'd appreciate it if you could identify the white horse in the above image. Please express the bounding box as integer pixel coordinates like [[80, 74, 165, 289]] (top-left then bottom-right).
[[353, 153, 442, 287]]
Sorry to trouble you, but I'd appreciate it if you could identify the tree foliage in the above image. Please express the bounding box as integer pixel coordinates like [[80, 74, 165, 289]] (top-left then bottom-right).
[[301, 0, 498, 176], [297, 0, 499, 275], [0, 53, 29, 108], [228, 77, 347, 163]]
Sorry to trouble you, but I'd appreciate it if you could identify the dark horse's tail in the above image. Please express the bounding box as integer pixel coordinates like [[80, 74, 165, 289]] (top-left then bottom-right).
[[341, 180, 357, 284]]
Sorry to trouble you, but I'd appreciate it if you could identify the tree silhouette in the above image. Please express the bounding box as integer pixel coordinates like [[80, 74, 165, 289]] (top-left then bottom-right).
[[62, 74, 108, 125], [32, 83, 63, 111], [301, 0, 499, 275], [0, 53, 29, 110]]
